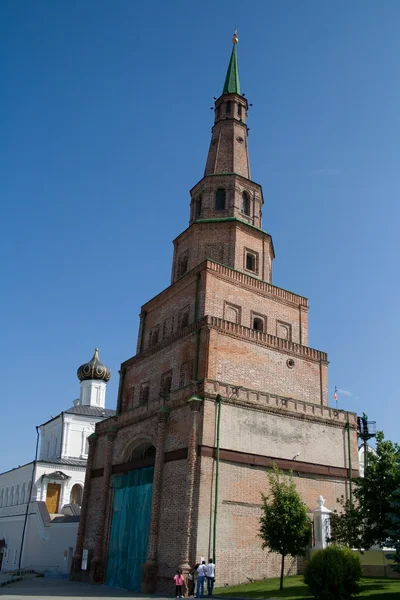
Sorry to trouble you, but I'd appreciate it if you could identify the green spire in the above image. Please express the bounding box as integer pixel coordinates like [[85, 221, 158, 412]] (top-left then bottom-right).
[[222, 31, 241, 95]]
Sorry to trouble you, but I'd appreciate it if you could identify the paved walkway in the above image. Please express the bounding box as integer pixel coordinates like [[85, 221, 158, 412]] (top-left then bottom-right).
[[0, 576, 168, 599]]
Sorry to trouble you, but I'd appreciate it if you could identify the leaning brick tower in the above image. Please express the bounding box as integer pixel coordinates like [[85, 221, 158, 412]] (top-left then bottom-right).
[[72, 33, 359, 593]]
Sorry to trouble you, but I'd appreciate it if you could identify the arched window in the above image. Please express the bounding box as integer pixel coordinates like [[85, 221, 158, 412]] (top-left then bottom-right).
[[253, 318, 264, 332], [21, 483, 26, 504], [0, 489, 3, 507], [226, 101, 231, 114], [10, 486, 14, 506], [15, 485, 20, 505], [70, 484, 83, 506], [215, 189, 226, 211], [5, 488, 9, 507], [242, 192, 250, 216]]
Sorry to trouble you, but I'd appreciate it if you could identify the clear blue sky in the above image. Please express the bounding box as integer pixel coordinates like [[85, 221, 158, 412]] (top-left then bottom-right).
[[1, 1, 399, 473]]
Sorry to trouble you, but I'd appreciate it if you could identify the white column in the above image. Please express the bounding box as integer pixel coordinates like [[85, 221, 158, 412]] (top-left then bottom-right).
[[313, 495, 332, 550]]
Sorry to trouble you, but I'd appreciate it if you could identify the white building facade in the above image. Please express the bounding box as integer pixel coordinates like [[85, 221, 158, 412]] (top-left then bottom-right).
[[0, 349, 114, 573]]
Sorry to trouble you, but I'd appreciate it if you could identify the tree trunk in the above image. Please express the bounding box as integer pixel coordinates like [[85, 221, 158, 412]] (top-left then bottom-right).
[[280, 554, 285, 590]]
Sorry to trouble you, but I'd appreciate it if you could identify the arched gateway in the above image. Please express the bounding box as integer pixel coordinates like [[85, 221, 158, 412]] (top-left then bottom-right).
[[105, 443, 155, 591]]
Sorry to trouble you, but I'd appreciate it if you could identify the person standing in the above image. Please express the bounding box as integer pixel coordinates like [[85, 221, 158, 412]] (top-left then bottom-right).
[[206, 558, 216, 597], [196, 561, 207, 598], [188, 563, 199, 597], [174, 569, 185, 598]]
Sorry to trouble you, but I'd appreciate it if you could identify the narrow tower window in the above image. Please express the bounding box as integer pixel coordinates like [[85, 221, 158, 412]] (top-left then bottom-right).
[[245, 251, 257, 272], [242, 192, 250, 216], [195, 197, 202, 219], [237, 103, 242, 117], [253, 317, 264, 332], [215, 188, 226, 210], [177, 250, 189, 278], [226, 101, 231, 114]]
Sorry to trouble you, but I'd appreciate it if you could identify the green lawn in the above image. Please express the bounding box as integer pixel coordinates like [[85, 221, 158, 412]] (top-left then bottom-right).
[[214, 575, 399, 599]]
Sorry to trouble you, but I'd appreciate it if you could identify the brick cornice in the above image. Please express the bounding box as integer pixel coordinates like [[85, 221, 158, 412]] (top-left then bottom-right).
[[205, 315, 327, 363], [205, 260, 307, 307], [203, 381, 357, 428]]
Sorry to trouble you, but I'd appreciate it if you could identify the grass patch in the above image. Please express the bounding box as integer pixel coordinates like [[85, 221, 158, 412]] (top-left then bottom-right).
[[214, 575, 399, 599]]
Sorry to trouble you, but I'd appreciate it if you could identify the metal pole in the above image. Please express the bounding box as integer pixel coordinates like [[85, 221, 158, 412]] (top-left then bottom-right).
[[213, 395, 222, 565], [19, 426, 40, 569], [346, 416, 353, 509], [364, 438, 368, 476]]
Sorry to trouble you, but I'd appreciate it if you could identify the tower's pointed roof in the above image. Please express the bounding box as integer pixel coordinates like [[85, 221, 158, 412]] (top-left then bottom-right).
[[222, 31, 241, 95]]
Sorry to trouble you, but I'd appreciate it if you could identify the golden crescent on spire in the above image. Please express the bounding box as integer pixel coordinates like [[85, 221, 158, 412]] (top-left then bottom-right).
[[232, 29, 238, 44]]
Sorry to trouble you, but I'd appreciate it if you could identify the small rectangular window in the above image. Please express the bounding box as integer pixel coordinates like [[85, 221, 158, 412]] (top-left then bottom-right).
[[246, 253, 256, 271], [226, 101, 231, 114], [237, 103, 242, 117], [177, 250, 189, 278], [195, 197, 202, 219], [215, 188, 226, 211], [139, 382, 150, 405]]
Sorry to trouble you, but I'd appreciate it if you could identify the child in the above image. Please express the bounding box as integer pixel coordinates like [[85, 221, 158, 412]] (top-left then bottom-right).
[[174, 568, 185, 598]]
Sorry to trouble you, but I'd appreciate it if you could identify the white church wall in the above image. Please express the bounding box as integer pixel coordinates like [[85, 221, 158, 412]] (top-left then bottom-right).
[[39, 416, 62, 461], [0, 464, 34, 510], [62, 415, 95, 460]]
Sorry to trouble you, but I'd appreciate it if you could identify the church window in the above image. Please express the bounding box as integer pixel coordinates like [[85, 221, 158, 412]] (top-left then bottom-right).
[[177, 250, 189, 278], [215, 188, 226, 210], [0, 489, 3, 507], [149, 325, 160, 347], [242, 192, 250, 216], [179, 305, 190, 329], [245, 252, 257, 272], [237, 103, 242, 117], [160, 370, 173, 400], [10, 486, 14, 506], [15, 485, 19, 505], [139, 382, 150, 405], [70, 484, 83, 506], [84, 436, 89, 455], [226, 101, 231, 114], [195, 196, 202, 219], [47, 441, 50, 458], [5, 488, 9, 507]]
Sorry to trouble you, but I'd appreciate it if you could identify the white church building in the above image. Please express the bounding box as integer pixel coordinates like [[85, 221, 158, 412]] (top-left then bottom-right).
[[0, 349, 115, 574]]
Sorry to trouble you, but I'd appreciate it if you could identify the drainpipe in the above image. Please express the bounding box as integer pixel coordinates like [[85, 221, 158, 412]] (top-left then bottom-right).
[[194, 272, 201, 381], [19, 425, 39, 569], [213, 394, 222, 565], [60, 412, 64, 457], [346, 413, 353, 509]]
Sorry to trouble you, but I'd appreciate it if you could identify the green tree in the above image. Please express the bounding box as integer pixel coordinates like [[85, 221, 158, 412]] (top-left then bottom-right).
[[259, 465, 312, 590], [330, 432, 400, 550], [385, 484, 400, 573]]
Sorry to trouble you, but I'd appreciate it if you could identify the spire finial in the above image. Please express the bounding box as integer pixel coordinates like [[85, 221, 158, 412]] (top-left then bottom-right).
[[222, 31, 241, 95]]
